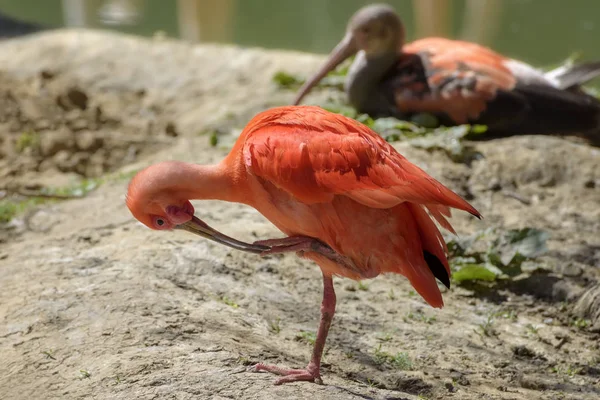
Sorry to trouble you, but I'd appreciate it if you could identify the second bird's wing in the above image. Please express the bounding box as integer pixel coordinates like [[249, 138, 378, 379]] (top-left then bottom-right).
[[397, 38, 518, 124]]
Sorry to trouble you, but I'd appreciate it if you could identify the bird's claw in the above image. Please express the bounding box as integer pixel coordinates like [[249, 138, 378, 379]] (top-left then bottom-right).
[[252, 236, 365, 276], [252, 236, 315, 256], [251, 362, 322, 385]]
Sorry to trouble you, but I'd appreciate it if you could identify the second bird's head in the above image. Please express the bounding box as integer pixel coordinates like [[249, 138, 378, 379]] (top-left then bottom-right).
[[293, 4, 404, 105], [348, 3, 405, 57]]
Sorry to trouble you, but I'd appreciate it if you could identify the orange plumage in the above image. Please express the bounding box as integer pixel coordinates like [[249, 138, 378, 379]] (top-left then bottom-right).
[[126, 105, 480, 384], [398, 38, 517, 123], [238, 106, 478, 306]]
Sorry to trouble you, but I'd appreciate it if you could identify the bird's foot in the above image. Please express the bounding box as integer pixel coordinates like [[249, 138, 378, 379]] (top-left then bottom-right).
[[254, 235, 335, 258], [254, 236, 363, 276], [251, 362, 322, 385]]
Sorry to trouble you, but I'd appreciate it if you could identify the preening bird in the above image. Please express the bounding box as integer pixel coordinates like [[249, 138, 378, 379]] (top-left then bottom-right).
[[293, 4, 600, 139], [126, 105, 481, 385]]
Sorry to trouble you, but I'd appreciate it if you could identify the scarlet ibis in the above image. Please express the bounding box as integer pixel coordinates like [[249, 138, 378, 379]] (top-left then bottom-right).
[[293, 4, 600, 138], [126, 105, 480, 385]]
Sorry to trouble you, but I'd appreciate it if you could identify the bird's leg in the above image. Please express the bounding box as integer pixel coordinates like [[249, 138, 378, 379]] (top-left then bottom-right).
[[253, 273, 336, 385], [254, 236, 358, 272], [253, 235, 310, 249]]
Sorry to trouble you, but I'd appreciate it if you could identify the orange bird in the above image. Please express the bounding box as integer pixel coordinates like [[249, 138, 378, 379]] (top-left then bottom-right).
[[126, 105, 480, 385], [294, 4, 600, 138]]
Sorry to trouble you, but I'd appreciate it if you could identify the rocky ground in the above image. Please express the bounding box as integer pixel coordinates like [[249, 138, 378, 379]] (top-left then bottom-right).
[[0, 30, 599, 400]]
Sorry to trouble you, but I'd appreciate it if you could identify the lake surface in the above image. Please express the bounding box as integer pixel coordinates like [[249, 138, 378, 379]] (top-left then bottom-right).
[[1, 0, 599, 67]]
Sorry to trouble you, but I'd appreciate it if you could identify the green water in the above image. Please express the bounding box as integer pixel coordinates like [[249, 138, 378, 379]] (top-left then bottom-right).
[[1, 0, 599, 67]]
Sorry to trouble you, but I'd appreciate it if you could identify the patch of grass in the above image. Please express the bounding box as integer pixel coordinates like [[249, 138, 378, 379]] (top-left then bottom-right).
[[357, 281, 368, 291], [424, 333, 435, 343], [268, 317, 281, 334], [104, 168, 139, 182], [403, 310, 436, 324], [15, 131, 41, 153], [320, 103, 362, 120], [550, 364, 582, 377], [373, 344, 412, 370], [410, 113, 440, 129], [496, 309, 518, 321], [272, 59, 352, 91], [407, 290, 416, 297], [0, 169, 139, 224], [221, 296, 239, 308], [79, 369, 91, 379], [449, 227, 550, 284], [41, 350, 56, 360], [372, 345, 387, 365], [50, 179, 99, 198], [558, 302, 569, 313], [525, 323, 540, 335], [571, 318, 590, 330], [0, 197, 45, 223], [406, 124, 485, 163], [387, 289, 395, 300], [376, 332, 393, 342], [296, 330, 316, 346], [389, 352, 412, 370], [113, 375, 122, 385], [366, 378, 379, 388], [209, 131, 219, 147], [0, 200, 19, 223], [236, 356, 251, 365], [476, 313, 497, 337], [272, 71, 303, 89]]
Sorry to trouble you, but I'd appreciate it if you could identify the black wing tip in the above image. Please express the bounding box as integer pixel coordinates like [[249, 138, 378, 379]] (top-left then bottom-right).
[[423, 250, 451, 289], [466, 204, 483, 220]]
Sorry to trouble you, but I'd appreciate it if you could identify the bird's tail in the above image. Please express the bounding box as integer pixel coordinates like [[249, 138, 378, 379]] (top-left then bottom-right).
[[384, 203, 455, 309], [545, 61, 600, 90], [476, 83, 600, 142]]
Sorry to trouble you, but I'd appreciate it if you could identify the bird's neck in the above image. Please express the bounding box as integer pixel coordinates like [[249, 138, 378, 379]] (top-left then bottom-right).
[[171, 161, 249, 205], [345, 51, 398, 114]]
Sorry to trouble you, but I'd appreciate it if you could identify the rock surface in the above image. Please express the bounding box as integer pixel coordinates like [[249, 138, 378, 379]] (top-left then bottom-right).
[[0, 30, 599, 400]]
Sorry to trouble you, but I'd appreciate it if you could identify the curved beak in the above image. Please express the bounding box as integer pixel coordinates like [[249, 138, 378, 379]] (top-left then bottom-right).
[[293, 33, 357, 105], [175, 215, 269, 254]]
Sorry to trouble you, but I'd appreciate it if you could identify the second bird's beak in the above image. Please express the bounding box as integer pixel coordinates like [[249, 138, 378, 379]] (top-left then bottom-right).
[[175, 215, 270, 254], [293, 33, 357, 105]]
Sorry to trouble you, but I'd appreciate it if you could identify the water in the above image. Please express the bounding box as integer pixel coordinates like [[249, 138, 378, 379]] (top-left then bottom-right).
[[1, 0, 599, 67]]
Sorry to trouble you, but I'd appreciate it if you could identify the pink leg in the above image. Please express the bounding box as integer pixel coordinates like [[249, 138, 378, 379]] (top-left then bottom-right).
[[253, 273, 337, 385], [254, 236, 359, 273]]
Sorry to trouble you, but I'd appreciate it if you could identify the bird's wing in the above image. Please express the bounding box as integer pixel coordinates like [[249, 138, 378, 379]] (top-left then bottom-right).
[[242, 107, 479, 229], [397, 38, 518, 123]]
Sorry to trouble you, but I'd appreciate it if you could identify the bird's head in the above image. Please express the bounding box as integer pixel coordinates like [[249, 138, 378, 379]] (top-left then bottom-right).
[[293, 4, 404, 105], [126, 161, 196, 231], [126, 161, 269, 254], [348, 4, 405, 57]]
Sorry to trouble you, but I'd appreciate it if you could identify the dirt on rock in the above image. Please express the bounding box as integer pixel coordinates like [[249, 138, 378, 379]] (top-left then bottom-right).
[[0, 68, 175, 183], [0, 30, 599, 400]]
